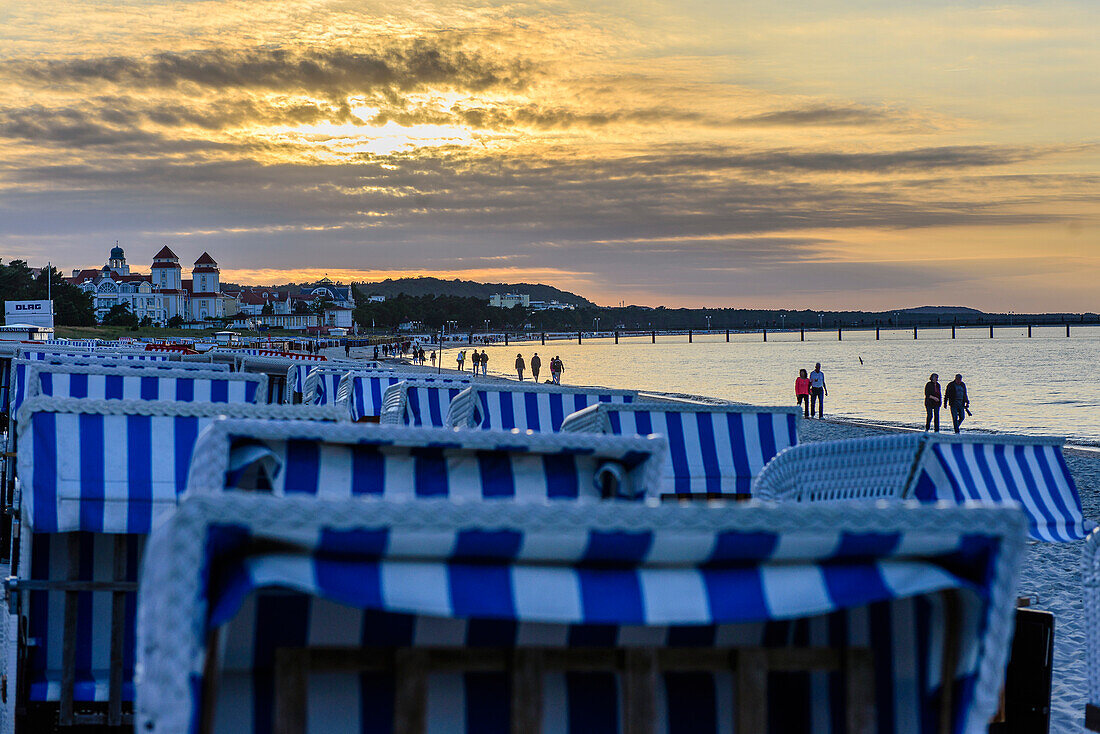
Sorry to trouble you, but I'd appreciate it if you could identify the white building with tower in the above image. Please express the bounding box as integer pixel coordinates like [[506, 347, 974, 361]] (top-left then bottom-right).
[[70, 244, 225, 324]]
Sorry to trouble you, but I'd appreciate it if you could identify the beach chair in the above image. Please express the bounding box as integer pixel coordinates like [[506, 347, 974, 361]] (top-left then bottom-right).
[[135, 495, 1027, 734], [22, 363, 266, 406], [561, 401, 799, 497], [752, 434, 928, 503], [338, 375, 473, 423], [185, 419, 664, 501], [299, 365, 388, 407], [1084, 529, 1100, 730], [285, 362, 384, 404], [446, 382, 638, 433], [4, 396, 347, 728], [754, 432, 1088, 543]]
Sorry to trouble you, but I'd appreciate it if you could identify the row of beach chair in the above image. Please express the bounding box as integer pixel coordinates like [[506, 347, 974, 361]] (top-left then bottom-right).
[[0, 344, 1090, 733]]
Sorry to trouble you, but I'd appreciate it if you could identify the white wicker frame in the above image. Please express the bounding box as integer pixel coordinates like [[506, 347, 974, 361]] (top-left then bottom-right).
[[1086, 529, 1100, 714], [752, 434, 928, 502], [135, 495, 1027, 734]]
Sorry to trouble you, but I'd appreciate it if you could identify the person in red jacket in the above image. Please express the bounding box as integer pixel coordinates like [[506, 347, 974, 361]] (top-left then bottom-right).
[[795, 369, 811, 418]]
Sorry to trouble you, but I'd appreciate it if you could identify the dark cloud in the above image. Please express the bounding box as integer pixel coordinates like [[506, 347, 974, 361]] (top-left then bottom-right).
[[7, 42, 535, 96], [734, 106, 894, 127]]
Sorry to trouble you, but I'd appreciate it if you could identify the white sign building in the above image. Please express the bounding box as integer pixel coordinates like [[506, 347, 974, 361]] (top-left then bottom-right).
[[4, 300, 55, 329]]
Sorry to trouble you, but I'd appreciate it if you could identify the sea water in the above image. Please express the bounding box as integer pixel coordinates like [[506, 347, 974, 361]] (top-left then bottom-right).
[[465, 325, 1100, 446]]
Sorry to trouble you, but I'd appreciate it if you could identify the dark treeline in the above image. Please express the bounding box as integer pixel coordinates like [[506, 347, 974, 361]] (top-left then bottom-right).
[[0, 260, 95, 326], [352, 290, 1099, 333]]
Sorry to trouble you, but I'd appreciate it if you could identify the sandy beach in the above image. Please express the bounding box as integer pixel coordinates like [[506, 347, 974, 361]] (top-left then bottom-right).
[[798, 416, 1095, 733]]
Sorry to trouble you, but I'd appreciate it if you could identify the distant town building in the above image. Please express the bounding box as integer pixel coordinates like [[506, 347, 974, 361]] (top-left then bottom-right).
[[529, 299, 576, 311], [366, 294, 386, 303], [489, 293, 531, 309], [70, 245, 225, 324]]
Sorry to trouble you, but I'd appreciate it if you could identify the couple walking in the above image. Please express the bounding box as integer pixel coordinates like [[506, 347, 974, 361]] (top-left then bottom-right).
[[924, 373, 971, 433], [514, 352, 543, 381], [794, 363, 827, 418], [458, 349, 490, 375]]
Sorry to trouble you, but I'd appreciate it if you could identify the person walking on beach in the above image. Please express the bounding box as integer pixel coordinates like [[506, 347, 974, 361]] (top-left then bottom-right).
[[480, 350, 489, 375], [945, 374, 970, 433], [457, 350, 465, 371], [924, 373, 942, 432], [515, 353, 526, 380], [531, 353, 542, 382], [809, 363, 827, 418], [430, 351, 436, 367], [795, 369, 811, 418], [551, 356, 564, 384]]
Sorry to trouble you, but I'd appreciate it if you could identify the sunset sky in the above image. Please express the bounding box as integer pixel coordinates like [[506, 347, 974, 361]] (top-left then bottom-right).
[[1, 0, 1097, 310]]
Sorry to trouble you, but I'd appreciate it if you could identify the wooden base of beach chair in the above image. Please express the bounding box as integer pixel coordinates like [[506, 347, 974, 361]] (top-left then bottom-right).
[[269, 645, 877, 734], [1086, 703, 1100, 731], [660, 492, 754, 503], [11, 535, 136, 728]]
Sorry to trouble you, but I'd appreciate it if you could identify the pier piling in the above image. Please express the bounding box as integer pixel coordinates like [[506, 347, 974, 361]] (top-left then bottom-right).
[[1028, 325, 1032, 338], [762, 328, 767, 342], [914, 326, 918, 340], [726, 329, 730, 342], [614, 331, 619, 344], [504, 333, 508, 346], [651, 331, 656, 343], [541, 333, 545, 345], [951, 326, 955, 339], [875, 327, 880, 340], [1067, 323, 1071, 337], [688, 329, 692, 343], [838, 327, 842, 341], [990, 325, 994, 338], [578, 332, 582, 344], [800, 328, 805, 341]]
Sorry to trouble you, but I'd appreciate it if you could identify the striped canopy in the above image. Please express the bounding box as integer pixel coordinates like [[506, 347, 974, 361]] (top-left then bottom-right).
[[7, 357, 233, 419], [16, 396, 348, 533], [287, 362, 384, 402], [562, 401, 800, 495], [185, 419, 665, 501], [910, 434, 1087, 542], [340, 374, 472, 422], [23, 364, 265, 408], [136, 496, 1027, 734], [449, 383, 637, 433]]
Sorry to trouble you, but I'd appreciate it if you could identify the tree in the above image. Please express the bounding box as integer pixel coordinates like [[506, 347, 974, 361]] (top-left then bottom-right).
[[167, 315, 184, 328], [261, 302, 274, 315], [0, 260, 94, 326], [101, 303, 139, 327]]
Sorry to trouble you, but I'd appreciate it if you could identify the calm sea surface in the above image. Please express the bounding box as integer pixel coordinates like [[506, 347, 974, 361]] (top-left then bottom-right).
[[451, 325, 1100, 446]]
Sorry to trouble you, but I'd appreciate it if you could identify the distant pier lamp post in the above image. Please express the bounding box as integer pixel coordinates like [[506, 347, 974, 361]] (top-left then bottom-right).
[[780, 314, 785, 332], [818, 312, 823, 329], [705, 315, 711, 331], [594, 317, 600, 335]]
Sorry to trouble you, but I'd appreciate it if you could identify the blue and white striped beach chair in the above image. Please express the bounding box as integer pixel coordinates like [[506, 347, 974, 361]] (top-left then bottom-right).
[[446, 382, 638, 433], [7, 397, 347, 727], [910, 434, 1088, 543], [287, 362, 385, 404], [7, 356, 231, 422], [185, 419, 665, 501], [371, 376, 475, 426], [23, 363, 266, 406], [339, 375, 473, 424], [135, 495, 1027, 734], [561, 401, 800, 497], [1084, 529, 1100, 730], [754, 432, 1088, 543]]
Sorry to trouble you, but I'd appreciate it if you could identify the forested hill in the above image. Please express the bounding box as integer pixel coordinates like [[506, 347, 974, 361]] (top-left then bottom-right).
[[354, 277, 594, 307]]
